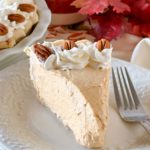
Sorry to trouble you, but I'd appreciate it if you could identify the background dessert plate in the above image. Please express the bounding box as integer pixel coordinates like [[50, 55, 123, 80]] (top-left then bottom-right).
[[0, 58, 150, 150], [0, 0, 51, 68]]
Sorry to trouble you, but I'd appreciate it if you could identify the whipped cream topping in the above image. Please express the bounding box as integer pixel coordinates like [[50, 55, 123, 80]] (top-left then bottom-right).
[[0, 22, 14, 41], [0, 2, 18, 10], [0, 3, 17, 41], [0, 0, 34, 6], [25, 39, 112, 70], [0, 9, 30, 30]]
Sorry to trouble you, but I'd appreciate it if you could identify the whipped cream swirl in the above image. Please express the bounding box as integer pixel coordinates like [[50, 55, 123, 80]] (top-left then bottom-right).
[[0, 0, 34, 6], [0, 8, 30, 30], [25, 39, 112, 70]]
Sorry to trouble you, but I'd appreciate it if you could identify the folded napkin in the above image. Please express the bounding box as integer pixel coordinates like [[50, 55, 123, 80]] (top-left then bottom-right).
[[131, 38, 150, 70]]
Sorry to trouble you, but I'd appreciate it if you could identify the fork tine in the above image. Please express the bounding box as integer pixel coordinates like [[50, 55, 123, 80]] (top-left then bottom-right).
[[124, 67, 140, 109], [116, 68, 128, 110], [113, 67, 150, 133], [120, 67, 134, 110], [112, 68, 122, 108]]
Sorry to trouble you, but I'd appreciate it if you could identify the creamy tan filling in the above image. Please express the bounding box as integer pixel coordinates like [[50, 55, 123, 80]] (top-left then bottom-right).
[[30, 57, 110, 148]]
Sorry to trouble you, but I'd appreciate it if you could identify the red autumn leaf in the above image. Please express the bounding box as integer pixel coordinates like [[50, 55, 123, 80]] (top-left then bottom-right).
[[72, 0, 109, 15], [140, 24, 150, 37], [71, 0, 86, 8], [124, 16, 150, 37], [109, 0, 130, 13], [72, 0, 130, 15], [72, 0, 150, 39], [88, 13, 124, 40], [131, 0, 150, 22]]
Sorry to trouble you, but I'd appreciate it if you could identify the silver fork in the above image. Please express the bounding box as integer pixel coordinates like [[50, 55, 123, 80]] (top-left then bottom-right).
[[112, 66, 150, 133]]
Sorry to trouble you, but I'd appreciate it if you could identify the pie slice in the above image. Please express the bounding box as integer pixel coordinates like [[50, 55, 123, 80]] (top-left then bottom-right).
[[25, 39, 112, 148]]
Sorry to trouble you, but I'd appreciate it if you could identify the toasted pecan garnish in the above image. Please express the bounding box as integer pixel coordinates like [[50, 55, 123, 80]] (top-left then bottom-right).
[[0, 23, 8, 36], [68, 32, 86, 41], [46, 33, 56, 39], [18, 4, 35, 13], [96, 39, 110, 51], [34, 44, 52, 61], [8, 14, 25, 23], [62, 40, 76, 50]]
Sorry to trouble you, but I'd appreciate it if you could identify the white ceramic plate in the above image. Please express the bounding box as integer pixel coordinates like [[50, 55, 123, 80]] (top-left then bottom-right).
[[0, 58, 150, 150], [0, 0, 51, 63]]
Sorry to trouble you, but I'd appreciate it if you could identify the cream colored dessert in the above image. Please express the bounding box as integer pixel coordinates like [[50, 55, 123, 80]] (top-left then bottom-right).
[[25, 39, 112, 148], [0, 0, 38, 50]]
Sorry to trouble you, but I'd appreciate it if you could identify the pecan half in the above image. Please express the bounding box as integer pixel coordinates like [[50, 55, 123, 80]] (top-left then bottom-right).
[[68, 32, 86, 41], [96, 39, 110, 51], [34, 44, 52, 61], [62, 40, 76, 50], [0, 23, 8, 36], [18, 4, 35, 13], [8, 14, 25, 23], [46, 33, 56, 39]]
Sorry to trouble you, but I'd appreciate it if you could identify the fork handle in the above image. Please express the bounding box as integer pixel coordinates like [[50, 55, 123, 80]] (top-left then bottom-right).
[[140, 118, 150, 134]]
